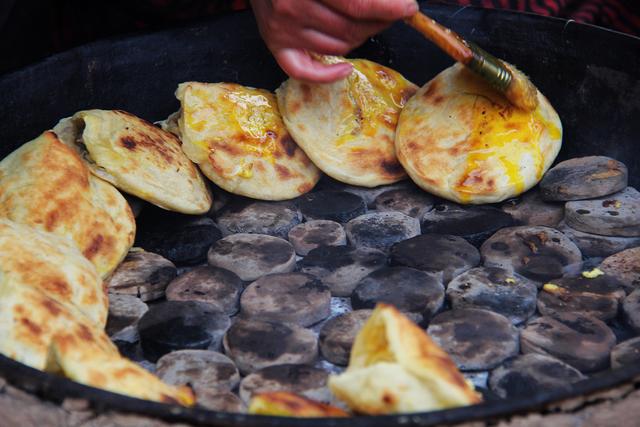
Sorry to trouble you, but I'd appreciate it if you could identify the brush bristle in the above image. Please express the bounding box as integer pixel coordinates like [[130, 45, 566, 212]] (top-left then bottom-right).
[[503, 63, 539, 111]]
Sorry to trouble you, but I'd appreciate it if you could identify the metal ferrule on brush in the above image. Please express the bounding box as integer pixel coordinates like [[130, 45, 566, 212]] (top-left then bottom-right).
[[465, 41, 513, 93]]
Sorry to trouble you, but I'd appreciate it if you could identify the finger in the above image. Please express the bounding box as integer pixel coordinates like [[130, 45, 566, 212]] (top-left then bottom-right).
[[320, 0, 418, 21], [275, 49, 354, 83]]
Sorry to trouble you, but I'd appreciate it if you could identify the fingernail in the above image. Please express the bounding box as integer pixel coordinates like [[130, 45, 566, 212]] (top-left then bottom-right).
[[405, 0, 419, 16]]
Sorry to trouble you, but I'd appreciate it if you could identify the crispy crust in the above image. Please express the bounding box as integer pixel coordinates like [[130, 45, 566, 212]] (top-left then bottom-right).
[[248, 392, 349, 417]]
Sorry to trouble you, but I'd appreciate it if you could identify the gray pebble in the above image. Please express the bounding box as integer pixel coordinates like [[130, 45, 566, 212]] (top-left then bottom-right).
[[165, 266, 243, 315], [374, 188, 434, 218], [540, 156, 628, 201], [565, 187, 640, 237], [239, 364, 329, 404], [427, 308, 520, 371], [558, 220, 640, 258], [521, 312, 616, 372], [345, 212, 421, 252], [488, 354, 586, 399], [298, 190, 366, 223], [207, 233, 296, 281], [287, 220, 346, 256], [623, 289, 640, 332], [501, 190, 564, 227], [216, 200, 302, 239], [155, 350, 240, 394], [446, 267, 537, 325], [351, 267, 444, 320], [106, 294, 149, 336], [600, 247, 640, 292], [611, 337, 640, 369], [240, 273, 331, 327], [106, 250, 176, 301], [223, 319, 318, 375], [317, 176, 414, 207], [537, 275, 626, 321], [480, 226, 582, 284], [297, 246, 387, 297], [319, 310, 372, 366], [390, 234, 480, 283]]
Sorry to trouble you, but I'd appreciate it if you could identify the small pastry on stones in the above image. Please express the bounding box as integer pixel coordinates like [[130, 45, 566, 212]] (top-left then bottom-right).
[[248, 392, 349, 417], [328, 303, 481, 414]]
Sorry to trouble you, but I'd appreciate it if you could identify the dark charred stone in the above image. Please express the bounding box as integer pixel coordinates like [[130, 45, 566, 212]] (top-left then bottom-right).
[[106, 294, 149, 336], [113, 339, 142, 361], [537, 275, 626, 321], [215, 199, 302, 239], [195, 391, 245, 412], [136, 209, 222, 265], [565, 187, 640, 237], [389, 234, 480, 283], [501, 190, 564, 227], [105, 250, 177, 301], [540, 156, 628, 201], [138, 301, 230, 363], [521, 312, 616, 373], [223, 319, 318, 375], [297, 191, 366, 223], [319, 310, 372, 366], [345, 212, 421, 252], [600, 247, 640, 292], [287, 220, 346, 256], [480, 226, 582, 284], [352, 267, 444, 319], [488, 354, 586, 399], [239, 364, 329, 403], [623, 289, 640, 333], [421, 203, 517, 247], [314, 175, 414, 207], [611, 337, 640, 369], [298, 246, 387, 297], [240, 273, 331, 327], [558, 221, 640, 258], [207, 233, 296, 281], [427, 308, 519, 371], [446, 267, 537, 325], [155, 350, 240, 394], [374, 188, 435, 218], [165, 266, 243, 316]]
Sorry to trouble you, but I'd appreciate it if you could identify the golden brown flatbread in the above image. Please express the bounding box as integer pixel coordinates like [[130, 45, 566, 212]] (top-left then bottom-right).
[[328, 303, 481, 414], [248, 392, 350, 417], [277, 57, 417, 187], [0, 131, 135, 278], [54, 110, 212, 214], [395, 63, 562, 204], [175, 82, 321, 200]]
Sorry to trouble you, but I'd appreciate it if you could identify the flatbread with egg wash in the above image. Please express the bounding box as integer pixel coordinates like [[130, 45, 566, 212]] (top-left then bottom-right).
[[396, 63, 562, 204], [328, 303, 481, 414], [0, 219, 107, 327], [175, 82, 321, 200], [277, 57, 417, 187], [0, 266, 194, 405], [54, 109, 211, 214], [0, 131, 135, 278]]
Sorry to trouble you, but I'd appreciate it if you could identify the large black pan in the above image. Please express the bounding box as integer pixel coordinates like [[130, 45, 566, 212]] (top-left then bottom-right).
[[0, 2, 639, 426]]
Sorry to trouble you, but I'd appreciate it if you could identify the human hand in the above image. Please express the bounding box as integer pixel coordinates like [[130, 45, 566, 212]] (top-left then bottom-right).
[[250, 0, 419, 83]]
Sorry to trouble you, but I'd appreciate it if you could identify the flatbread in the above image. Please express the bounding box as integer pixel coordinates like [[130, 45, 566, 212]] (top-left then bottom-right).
[[54, 110, 212, 214], [0, 269, 194, 405], [277, 57, 417, 187], [175, 82, 321, 200], [396, 63, 562, 204], [0, 219, 107, 327], [0, 131, 135, 278], [328, 303, 480, 414]]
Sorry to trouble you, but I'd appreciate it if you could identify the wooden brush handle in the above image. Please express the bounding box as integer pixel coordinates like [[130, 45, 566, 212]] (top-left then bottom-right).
[[405, 12, 474, 64]]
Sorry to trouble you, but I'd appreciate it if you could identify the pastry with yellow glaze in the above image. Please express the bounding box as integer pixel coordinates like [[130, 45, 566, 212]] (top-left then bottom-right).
[[396, 63, 562, 204], [176, 82, 321, 200], [328, 303, 481, 415], [277, 57, 417, 187]]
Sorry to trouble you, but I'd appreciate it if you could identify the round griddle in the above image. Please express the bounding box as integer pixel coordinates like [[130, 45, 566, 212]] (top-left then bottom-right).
[[0, 2, 639, 426]]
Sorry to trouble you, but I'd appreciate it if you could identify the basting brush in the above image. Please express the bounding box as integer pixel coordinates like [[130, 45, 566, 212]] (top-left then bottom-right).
[[405, 11, 539, 111]]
